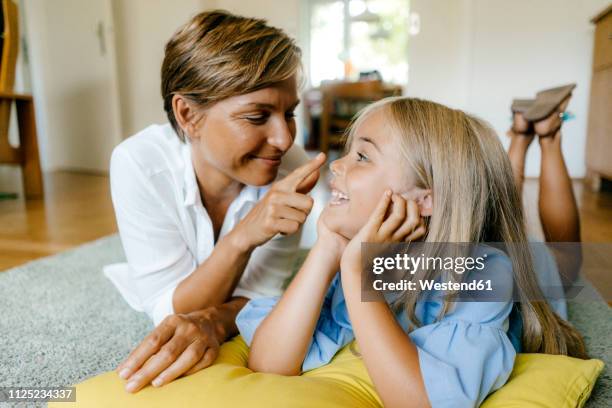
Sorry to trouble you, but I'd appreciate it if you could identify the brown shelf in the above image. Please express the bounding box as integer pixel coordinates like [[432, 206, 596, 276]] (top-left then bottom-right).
[[312, 80, 402, 153]]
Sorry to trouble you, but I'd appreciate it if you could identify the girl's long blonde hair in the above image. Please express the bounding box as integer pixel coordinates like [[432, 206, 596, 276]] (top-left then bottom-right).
[[347, 97, 586, 359]]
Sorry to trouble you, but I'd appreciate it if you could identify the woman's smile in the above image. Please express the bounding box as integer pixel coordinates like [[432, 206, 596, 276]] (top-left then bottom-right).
[[250, 154, 283, 167]]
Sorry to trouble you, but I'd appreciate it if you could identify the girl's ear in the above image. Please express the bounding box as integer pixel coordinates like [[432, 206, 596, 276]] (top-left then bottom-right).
[[416, 189, 433, 217], [402, 188, 433, 217]]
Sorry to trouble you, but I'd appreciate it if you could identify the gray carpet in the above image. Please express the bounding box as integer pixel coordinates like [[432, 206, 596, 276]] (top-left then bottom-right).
[[0, 236, 153, 408], [0, 235, 609, 407]]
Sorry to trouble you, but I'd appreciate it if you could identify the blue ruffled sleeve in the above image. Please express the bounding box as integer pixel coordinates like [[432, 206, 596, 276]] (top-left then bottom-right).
[[409, 310, 516, 408], [235, 296, 280, 347], [236, 274, 355, 372]]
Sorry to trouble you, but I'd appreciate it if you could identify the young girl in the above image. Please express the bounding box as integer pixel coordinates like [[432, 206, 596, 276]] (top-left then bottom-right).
[[235, 97, 586, 408]]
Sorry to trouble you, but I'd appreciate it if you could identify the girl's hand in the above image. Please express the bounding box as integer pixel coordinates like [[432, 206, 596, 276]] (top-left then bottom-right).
[[341, 191, 426, 271], [315, 214, 349, 264], [230, 153, 326, 252]]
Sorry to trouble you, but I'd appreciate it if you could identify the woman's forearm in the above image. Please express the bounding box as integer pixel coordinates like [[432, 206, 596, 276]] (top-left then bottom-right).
[[341, 265, 431, 408], [173, 230, 253, 314], [248, 243, 338, 375]]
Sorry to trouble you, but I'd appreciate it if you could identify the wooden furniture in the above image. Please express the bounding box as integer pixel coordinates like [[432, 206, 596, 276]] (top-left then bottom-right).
[[585, 4, 612, 191], [0, 0, 43, 199], [317, 80, 402, 153]]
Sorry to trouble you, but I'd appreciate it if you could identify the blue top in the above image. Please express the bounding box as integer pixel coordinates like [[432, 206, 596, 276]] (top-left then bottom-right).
[[236, 245, 566, 408]]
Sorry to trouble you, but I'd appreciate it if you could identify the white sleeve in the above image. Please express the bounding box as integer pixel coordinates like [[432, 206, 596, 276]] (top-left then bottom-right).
[[109, 147, 195, 325], [232, 228, 301, 299]]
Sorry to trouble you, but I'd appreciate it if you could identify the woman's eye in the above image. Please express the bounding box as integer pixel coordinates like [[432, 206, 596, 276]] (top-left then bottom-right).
[[245, 115, 268, 124], [356, 152, 369, 162], [285, 111, 296, 120]]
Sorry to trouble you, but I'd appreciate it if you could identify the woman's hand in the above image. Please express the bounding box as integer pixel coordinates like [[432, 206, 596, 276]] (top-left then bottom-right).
[[116, 299, 246, 393], [230, 153, 326, 252], [341, 191, 426, 271]]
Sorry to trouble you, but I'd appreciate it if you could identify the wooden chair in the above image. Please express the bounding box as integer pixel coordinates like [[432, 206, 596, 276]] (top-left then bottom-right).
[[318, 80, 402, 153], [0, 0, 43, 199]]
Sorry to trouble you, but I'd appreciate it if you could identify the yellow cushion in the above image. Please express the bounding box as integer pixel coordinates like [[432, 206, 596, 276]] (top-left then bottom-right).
[[51, 336, 381, 408], [52, 336, 603, 408], [482, 353, 604, 408]]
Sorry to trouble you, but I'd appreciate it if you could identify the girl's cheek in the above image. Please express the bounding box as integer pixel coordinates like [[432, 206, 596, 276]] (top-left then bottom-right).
[[347, 197, 371, 232]]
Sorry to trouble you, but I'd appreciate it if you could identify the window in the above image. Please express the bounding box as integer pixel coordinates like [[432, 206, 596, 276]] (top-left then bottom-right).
[[307, 0, 411, 87]]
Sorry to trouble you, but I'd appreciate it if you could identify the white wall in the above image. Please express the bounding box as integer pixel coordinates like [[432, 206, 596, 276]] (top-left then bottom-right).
[[407, 0, 608, 177], [16, 0, 124, 174], [111, 0, 212, 137], [467, 0, 608, 178], [212, 0, 301, 39], [406, 0, 472, 109]]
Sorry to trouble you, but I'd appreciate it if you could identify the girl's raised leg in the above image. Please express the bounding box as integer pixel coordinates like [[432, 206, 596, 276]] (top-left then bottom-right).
[[537, 130, 581, 243], [507, 112, 535, 197], [533, 97, 581, 243], [533, 98, 581, 287]]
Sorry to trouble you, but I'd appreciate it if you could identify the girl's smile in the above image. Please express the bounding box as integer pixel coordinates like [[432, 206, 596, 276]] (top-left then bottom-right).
[[329, 184, 349, 206]]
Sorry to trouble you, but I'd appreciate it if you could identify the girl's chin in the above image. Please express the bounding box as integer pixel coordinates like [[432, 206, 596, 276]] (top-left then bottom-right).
[[320, 207, 359, 239]]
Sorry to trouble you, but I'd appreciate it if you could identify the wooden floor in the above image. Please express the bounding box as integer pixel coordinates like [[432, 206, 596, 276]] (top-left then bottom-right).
[[522, 179, 612, 242], [0, 171, 117, 270], [521, 178, 612, 301], [1, 171, 611, 298]]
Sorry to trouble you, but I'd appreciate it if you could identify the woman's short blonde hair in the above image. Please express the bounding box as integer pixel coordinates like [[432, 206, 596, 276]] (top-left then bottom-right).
[[161, 10, 302, 141]]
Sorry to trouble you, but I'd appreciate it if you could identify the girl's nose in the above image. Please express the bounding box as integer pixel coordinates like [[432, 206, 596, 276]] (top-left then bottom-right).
[[330, 158, 345, 176]]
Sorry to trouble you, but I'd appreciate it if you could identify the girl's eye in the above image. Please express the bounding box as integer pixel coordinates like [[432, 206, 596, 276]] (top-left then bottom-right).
[[285, 111, 296, 120], [356, 151, 369, 162]]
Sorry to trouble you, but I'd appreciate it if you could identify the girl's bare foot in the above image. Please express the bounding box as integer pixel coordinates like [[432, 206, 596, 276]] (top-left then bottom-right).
[[534, 96, 571, 137], [510, 99, 535, 136], [511, 111, 533, 134]]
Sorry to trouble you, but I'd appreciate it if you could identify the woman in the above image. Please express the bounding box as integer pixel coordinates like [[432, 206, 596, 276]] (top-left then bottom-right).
[[104, 10, 324, 393]]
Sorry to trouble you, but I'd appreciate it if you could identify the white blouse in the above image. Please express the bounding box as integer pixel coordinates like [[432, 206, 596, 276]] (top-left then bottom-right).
[[103, 123, 308, 325]]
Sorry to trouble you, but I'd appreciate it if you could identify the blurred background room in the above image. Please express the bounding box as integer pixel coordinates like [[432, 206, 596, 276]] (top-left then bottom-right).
[[0, 0, 611, 296]]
